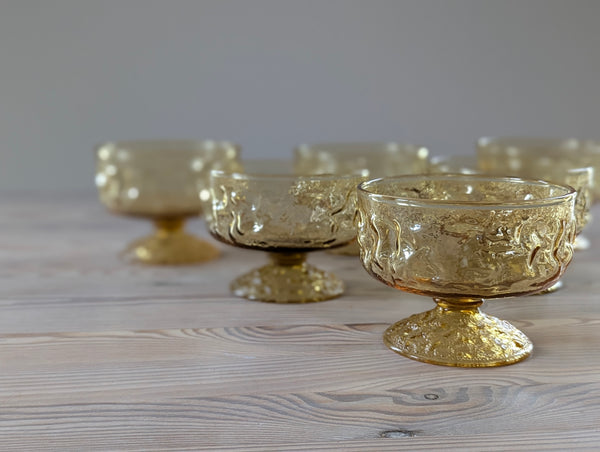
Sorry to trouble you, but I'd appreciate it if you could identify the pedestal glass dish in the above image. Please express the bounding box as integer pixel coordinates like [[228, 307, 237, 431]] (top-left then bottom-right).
[[356, 175, 577, 367], [95, 140, 241, 265], [208, 167, 365, 303], [294, 142, 429, 255]]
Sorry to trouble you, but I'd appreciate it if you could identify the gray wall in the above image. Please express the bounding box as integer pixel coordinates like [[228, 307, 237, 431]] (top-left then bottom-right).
[[1, 0, 599, 191]]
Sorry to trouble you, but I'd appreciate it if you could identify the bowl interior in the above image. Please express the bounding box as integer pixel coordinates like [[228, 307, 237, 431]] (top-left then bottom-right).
[[359, 174, 572, 205]]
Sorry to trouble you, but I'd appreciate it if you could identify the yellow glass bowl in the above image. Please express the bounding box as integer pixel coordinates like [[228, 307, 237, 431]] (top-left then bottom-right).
[[208, 164, 365, 302], [95, 140, 241, 265], [357, 174, 577, 367]]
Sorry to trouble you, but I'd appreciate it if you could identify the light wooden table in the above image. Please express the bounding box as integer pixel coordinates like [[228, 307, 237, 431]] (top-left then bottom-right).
[[1, 192, 599, 451]]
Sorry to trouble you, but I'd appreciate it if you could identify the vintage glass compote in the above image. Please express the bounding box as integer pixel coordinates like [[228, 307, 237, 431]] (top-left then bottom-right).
[[208, 165, 365, 303], [294, 142, 429, 255], [95, 140, 241, 265], [477, 137, 595, 251], [356, 174, 577, 367]]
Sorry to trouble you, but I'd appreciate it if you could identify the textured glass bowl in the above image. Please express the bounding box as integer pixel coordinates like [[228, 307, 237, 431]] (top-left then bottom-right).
[[294, 142, 429, 255], [208, 166, 365, 303], [95, 140, 241, 265], [357, 174, 577, 367], [477, 138, 594, 251]]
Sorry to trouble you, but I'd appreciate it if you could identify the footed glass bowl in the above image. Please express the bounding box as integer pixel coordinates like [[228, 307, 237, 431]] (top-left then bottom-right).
[[95, 140, 241, 265], [208, 166, 365, 303], [357, 174, 577, 367]]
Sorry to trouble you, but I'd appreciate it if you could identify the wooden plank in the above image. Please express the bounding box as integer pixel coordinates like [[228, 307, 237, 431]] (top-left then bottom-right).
[[0, 324, 599, 400], [0, 246, 597, 335], [0, 383, 598, 449], [0, 432, 598, 452]]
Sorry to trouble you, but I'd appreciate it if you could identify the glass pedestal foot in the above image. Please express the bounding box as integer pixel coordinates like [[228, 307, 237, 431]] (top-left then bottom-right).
[[230, 252, 344, 303], [383, 299, 533, 367], [122, 218, 220, 265]]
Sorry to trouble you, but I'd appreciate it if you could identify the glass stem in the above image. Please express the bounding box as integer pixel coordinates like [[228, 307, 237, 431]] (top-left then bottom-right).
[[269, 252, 306, 267], [434, 297, 484, 313], [154, 218, 185, 238]]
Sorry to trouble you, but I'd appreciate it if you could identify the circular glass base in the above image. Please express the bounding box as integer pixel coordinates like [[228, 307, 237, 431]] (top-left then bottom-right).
[[231, 258, 344, 303], [122, 232, 220, 265], [383, 303, 533, 367], [574, 234, 591, 251]]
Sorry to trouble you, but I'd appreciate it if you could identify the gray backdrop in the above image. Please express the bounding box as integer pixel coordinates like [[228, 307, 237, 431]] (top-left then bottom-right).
[[1, 0, 599, 191]]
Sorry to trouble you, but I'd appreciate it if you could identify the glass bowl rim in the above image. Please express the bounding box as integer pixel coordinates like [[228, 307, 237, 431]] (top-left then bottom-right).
[[295, 141, 429, 155], [211, 168, 368, 182], [358, 174, 576, 209]]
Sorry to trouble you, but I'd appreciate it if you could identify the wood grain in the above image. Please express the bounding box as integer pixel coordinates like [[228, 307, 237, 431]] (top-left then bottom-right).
[[0, 193, 599, 450]]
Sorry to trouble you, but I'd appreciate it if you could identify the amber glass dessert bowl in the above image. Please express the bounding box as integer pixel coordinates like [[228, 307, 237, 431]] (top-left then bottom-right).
[[208, 168, 365, 303], [95, 140, 241, 265], [294, 142, 429, 255], [356, 174, 577, 367]]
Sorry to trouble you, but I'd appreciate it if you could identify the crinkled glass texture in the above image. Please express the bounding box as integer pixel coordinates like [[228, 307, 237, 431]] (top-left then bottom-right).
[[357, 175, 577, 300], [96, 140, 241, 218], [209, 172, 364, 251]]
